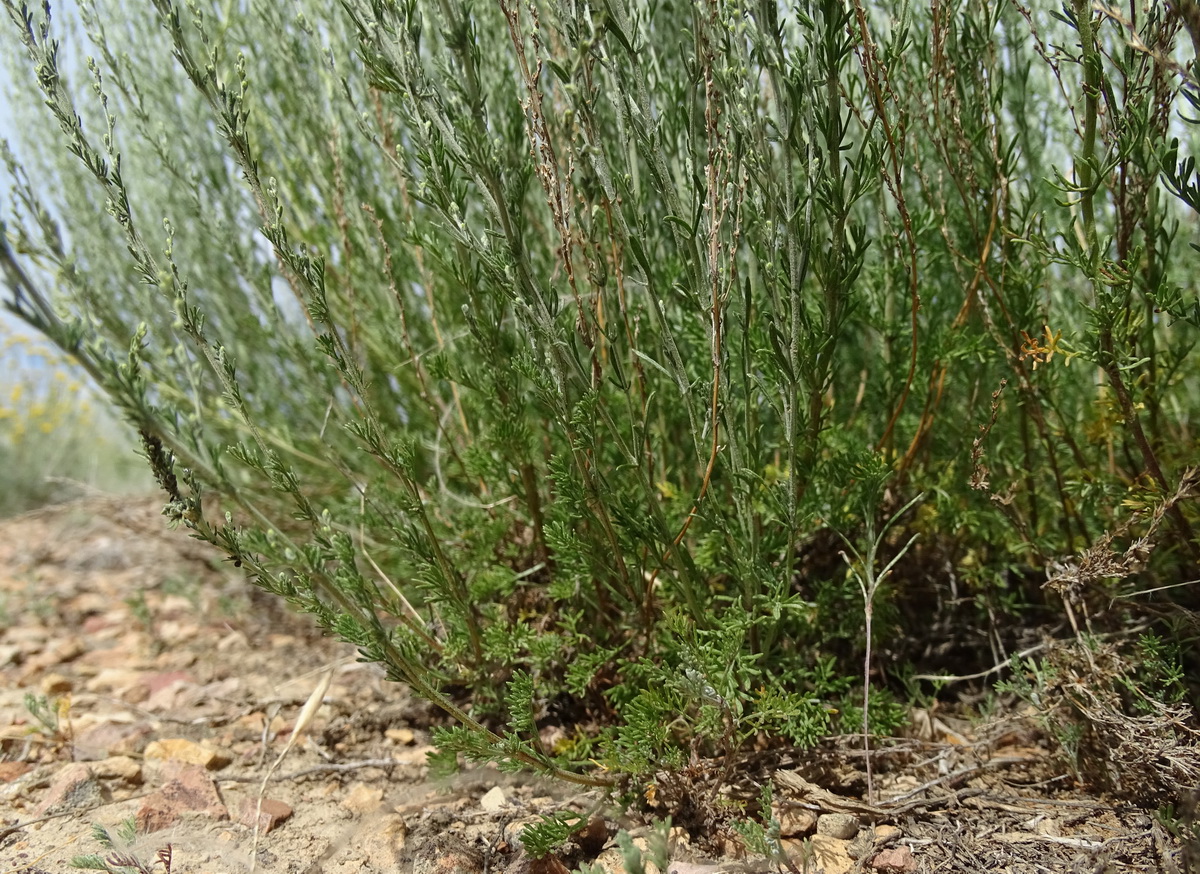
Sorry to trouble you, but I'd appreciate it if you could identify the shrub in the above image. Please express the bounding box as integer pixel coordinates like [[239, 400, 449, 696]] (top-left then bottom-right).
[[2, 0, 1200, 801]]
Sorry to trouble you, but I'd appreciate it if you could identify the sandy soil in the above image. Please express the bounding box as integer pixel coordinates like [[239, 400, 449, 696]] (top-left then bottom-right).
[[0, 497, 1188, 873]]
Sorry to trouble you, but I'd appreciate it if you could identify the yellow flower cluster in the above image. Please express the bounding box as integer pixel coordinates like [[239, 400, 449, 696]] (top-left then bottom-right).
[[0, 332, 95, 445]]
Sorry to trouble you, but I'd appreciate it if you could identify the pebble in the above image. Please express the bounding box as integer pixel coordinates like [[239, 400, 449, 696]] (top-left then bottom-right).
[[40, 672, 73, 694], [92, 755, 143, 783], [774, 803, 817, 836], [869, 846, 916, 872], [479, 785, 506, 812], [144, 737, 232, 770], [803, 834, 854, 874], [238, 796, 294, 833], [354, 813, 409, 868], [386, 727, 416, 744], [0, 644, 21, 667], [0, 762, 34, 783], [35, 762, 103, 816], [817, 812, 860, 840], [136, 762, 228, 832], [341, 781, 384, 814], [73, 719, 154, 758]]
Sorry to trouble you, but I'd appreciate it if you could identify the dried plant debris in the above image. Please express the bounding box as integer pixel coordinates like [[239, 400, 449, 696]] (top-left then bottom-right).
[[1006, 638, 1200, 804]]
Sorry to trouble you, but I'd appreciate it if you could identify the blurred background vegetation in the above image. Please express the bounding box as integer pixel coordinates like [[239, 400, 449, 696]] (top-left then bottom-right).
[[0, 321, 148, 516]]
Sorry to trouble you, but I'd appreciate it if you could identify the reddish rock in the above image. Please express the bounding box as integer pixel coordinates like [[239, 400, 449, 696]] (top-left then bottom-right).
[[870, 846, 916, 873], [142, 671, 196, 711], [238, 797, 293, 833], [144, 670, 193, 693], [74, 720, 154, 759], [0, 761, 34, 782], [136, 763, 228, 833], [529, 856, 571, 874], [35, 763, 105, 816], [81, 613, 115, 634]]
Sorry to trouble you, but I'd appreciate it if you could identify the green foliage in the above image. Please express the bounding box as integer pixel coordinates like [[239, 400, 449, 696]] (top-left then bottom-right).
[[575, 821, 671, 874], [729, 783, 786, 860], [22, 692, 61, 736], [71, 818, 170, 874], [3, 0, 1200, 799], [518, 811, 587, 860]]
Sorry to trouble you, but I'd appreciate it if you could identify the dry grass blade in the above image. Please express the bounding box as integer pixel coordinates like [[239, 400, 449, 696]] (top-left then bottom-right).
[[249, 668, 334, 874]]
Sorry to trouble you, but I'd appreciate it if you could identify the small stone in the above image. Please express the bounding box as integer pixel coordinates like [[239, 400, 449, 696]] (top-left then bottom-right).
[[358, 814, 408, 867], [136, 763, 228, 832], [18, 637, 85, 681], [796, 834, 854, 874], [479, 786, 506, 812], [238, 797, 293, 833], [873, 825, 901, 842], [392, 744, 437, 765], [342, 781, 384, 814], [0, 762, 34, 783], [775, 804, 817, 837], [386, 727, 416, 745], [74, 720, 154, 759], [817, 813, 859, 840], [869, 846, 916, 873], [152, 649, 197, 670], [144, 738, 231, 770], [92, 756, 142, 783], [35, 763, 104, 816], [81, 613, 117, 634], [84, 668, 145, 695], [50, 636, 86, 664], [4, 627, 47, 647], [40, 672, 73, 694], [144, 674, 196, 711]]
